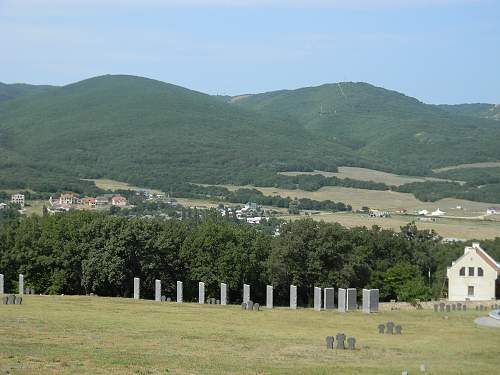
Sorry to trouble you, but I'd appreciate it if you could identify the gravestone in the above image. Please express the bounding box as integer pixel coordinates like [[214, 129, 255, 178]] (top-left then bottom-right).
[[386, 321, 394, 334], [362, 289, 379, 313], [324, 288, 335, 310], [19, 274, 24, 295], [463, 304, 467, 311], [254, 303, 260, 311], [325, 336, 334, 350], [338, 288, 347, 313], [420, 363, 427, 373], [479, 305, 484, 311], [475, 305, 479, 311], [347, 337, 356, 350], [177, 281, 183, 303], [247, 300, 254, 310], [161, 295, 166, 302], [0, 273, 3, 295], [155, 279, 161, 302], [1, 296, 7, 304], [166, 297, 171, 302], [402, 371, 409, 375], [335, 333, 346, 349], [314, 287, 322, 311], [30, 288, 35, 295], [457, 303, 462, 311], [241, 302, 247, 310], [198, 282, 205, 304], [395, 325, 402, 334], [290, 285, 297, 310], [446, 305, 450, 312], [211, 297, 216, 305], [346, 288, 357, 311], [216, 299, 220, 305], [133, 277, 140, 300], [15, 296, 22, 305], [243, 284, 250, 304], [433, 304, 438, 312], [266, 285, 273, 309], [7, 294, 15, 304], [439, 303, 445, 312], [378, 324, 385, 334], [452, 304, 456, 311], [221, 283, 228, 306]]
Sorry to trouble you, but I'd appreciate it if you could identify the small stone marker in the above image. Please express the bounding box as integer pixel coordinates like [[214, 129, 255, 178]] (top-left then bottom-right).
[[161, 295, 166, 302], [402, 371, 409, 375], [247, 300, 254, 310], [463, 304, 467, 311], [198, 282, 205, 304], [335, 333, 346, 349], [266, 285, 273, 309], [216, 299, 220, 305], [290, 285, 297, 310], [420, 363, 427, 372], [1, 296, 7, 304], [452, 304, 456, 311], [439, 303, 445, 312], [177, 281, 183, 303], [395, 325, 402, 334], [7, 294, 15, 304], [254, 303, 260, 311], [314, 287, 322, 311], [241, 302, 247, 310], [386, 321, 394, 334], [30, 288, 35, 295], [220, 283, 228, 306], [324, 288, 335, 310], [166, 297, 171, 302], [445, 305, 450, 312], [325, 336, 334, 350], [347, 337, 356, 350], [15, 296, 22, 305], [243, 284, 250, 304], [19, 274, 24, 295], [378, 324, 385, 334], [338, 288, 347, 312], [211, 297, 216, 305], [457, 303, 462, 311], [155, 279, 161, 302], [0, 273, 3, 295], [433, 304, 438, 312], [479, 305, 484, 311], [475, 305, 479, 311], [346, 288, 357, 311], [133, 277, 140, 300]]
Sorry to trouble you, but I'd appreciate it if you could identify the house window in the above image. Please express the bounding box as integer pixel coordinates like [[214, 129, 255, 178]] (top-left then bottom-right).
[[468, 267, 474, 276], [459, 267, 465, 276], [468, 286, 474, 296], [478, 267, 484, 276]]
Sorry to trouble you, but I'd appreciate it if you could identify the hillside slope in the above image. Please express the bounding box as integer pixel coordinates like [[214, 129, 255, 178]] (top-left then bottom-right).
[[0, 82, 55, 104], [438, 103, 500, 121], [234, 83, 500, 175]]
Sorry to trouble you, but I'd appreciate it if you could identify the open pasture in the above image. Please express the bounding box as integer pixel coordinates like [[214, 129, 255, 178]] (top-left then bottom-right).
[[433, 161, 500, 173], [1, 296, 499, 374], [280, 167, 456, 186]]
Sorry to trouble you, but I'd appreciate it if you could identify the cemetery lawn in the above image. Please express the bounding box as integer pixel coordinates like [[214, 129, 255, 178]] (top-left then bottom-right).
[[1, 296, 499, 374]]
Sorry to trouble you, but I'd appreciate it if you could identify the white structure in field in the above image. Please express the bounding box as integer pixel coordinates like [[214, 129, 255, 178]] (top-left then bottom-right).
[[447, 243, 499, 301], [430, 208, 445, 217], [11, 194, 25, 208]]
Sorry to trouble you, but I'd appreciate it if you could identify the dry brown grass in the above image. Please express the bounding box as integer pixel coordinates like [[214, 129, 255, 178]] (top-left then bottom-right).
[[433, 161, 500, 173]]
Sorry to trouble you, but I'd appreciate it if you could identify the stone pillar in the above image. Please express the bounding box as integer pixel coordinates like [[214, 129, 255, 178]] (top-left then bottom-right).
[[290, 285, 297, 309], [266, 285, 273, 309], [220, 283, 228, 305], [338, 288, 347, 312], [19, 274, 24, 296], [0, 274, 3, 295], [198, 282, 205, 304], [177, 281, 183, 303], [155, 279, 161, 302], [346, 288, 357, 311], [243, 284, 250, 304], [133, 277, 140, 299], [324, 288, 335, 310], [362, 289, 379, 313], [314, 287, 322, 311]]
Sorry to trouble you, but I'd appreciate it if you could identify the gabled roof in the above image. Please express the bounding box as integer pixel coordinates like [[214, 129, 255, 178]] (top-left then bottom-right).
[[452, 243, 500, 275]]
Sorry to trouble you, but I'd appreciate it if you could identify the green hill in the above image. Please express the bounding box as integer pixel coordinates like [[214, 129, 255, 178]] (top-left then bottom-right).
[[234, 83, 500, 175], [438, 103, 500, 121], [0, 82, 55, 104]]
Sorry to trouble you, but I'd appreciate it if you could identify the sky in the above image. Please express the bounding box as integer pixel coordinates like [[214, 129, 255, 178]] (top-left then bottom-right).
[[0, 0, 499, 104]]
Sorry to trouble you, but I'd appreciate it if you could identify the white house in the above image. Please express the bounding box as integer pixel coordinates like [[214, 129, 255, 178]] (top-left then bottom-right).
[[11, 193, 25, 208], [447, 243, 499, 301], [416, 209, 429, 216], [430, 208, 445, 217]]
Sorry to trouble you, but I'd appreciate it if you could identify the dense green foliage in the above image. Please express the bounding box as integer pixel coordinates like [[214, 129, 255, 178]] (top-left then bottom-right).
[[438, 103, 500, 121], [2, 212, 499, 304]]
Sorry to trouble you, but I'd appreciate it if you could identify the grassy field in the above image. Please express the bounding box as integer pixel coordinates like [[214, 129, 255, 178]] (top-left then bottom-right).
[[23, 200, 45, 216], [84, 178, 164, 194], [0, 296, 499, 374], [280, 167, 455, 186], [433, 161, 500, 173], [284, 212, 500, 240]]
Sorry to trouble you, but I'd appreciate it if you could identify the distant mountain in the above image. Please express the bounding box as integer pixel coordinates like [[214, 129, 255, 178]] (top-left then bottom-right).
[[438, 103, 500, 121], [233, 83, 500, 174], [0, 82, 55, 104]]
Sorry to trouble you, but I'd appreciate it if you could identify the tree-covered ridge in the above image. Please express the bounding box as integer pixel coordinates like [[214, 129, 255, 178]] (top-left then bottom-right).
[[438, 103, 500, 121], [2, 211, 498, 304], [0, 82, 55, 104]]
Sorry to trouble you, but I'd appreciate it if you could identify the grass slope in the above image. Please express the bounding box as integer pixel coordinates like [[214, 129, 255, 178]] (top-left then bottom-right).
[[1, 296, 499, 374]]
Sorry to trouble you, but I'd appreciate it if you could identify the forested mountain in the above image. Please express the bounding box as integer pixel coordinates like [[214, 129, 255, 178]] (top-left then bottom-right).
[[438, 103, 500, 121], [1, 75, 500, 195], [233, 83, 500, 175]]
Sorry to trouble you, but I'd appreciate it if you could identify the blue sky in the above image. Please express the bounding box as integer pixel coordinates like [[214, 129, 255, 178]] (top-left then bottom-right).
[[0, 0, 498, 103]]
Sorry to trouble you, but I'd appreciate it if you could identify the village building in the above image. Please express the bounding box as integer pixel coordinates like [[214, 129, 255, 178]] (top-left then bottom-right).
[[447, 243, 500, 301], [111, 195, 127, 207], [81, 197, 97, 209], [430, 208, 445, 217], [11, 193, 25, 208], [0, 203, 8, 210], [486, 207, 500, 215], [59, 193, 80, 205]]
